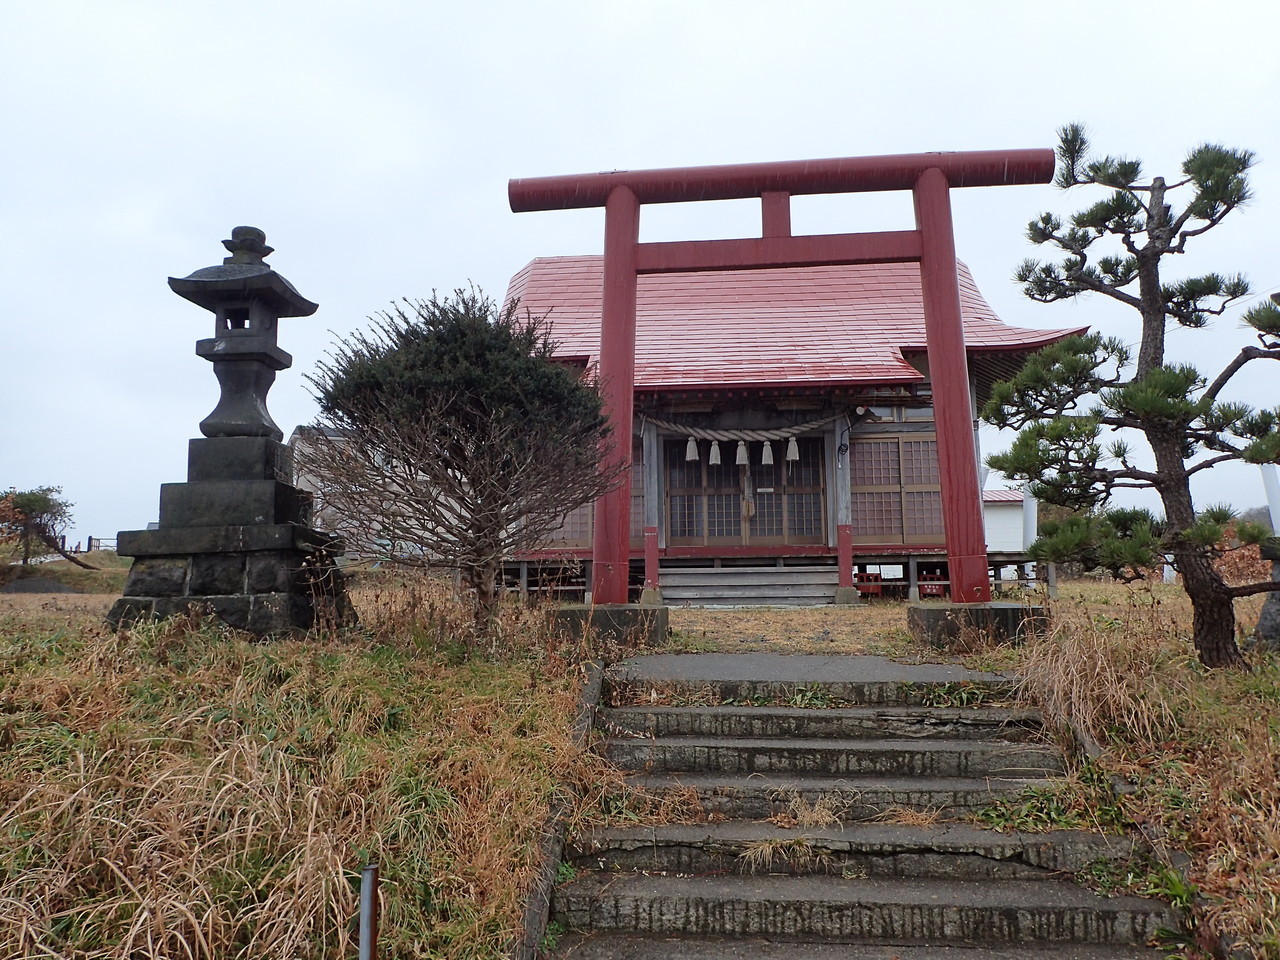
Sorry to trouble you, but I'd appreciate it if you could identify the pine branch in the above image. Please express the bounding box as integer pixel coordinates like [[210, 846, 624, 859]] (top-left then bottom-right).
[[1229, 580, 1280, 599], [1204, 345, 1280, 401], [1185, 453, 1244, 476]]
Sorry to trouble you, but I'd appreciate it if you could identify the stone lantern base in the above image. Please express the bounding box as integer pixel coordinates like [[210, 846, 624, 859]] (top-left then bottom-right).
[[108, 437, 352, 636]]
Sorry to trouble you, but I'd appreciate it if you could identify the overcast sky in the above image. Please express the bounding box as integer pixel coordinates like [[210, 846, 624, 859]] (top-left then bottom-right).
[[3, 0, 1278, 545]]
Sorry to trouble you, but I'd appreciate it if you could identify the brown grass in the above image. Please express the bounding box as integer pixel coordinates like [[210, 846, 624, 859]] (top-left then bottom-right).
[[1015, 581, 1278, 955], [739, 835, 832, 874], [668, 602, 911, 655], [1, 551, 131, 593], [0, 580, 590, 960]]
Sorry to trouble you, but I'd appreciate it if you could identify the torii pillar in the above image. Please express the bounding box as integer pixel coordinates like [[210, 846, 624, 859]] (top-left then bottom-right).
[[510, 149, 1055, 606]]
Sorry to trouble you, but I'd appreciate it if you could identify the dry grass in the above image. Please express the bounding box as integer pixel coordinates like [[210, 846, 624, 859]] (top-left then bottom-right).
[[668, 603, 912, 655], [1, 551, 131, 594], [1014, 581, 1279, 955], [874, 805, 946, 828], [0, 580, 591, 960], [739, 835, 832, 874], [766, 792, 848, 829]]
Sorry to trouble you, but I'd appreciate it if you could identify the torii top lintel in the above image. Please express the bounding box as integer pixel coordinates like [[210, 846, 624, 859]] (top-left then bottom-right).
[[508, 148, 1055, 608], [508, 149, 1055, 211]]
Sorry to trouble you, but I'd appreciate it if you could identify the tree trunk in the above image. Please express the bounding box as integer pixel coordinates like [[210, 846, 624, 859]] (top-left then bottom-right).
[[1151, 431, 1245, 668], [1181, 553, 1245, 668], [43, 534, 97, 570], [1134, 179, 1169, 377], [466, 556, 502, 643]]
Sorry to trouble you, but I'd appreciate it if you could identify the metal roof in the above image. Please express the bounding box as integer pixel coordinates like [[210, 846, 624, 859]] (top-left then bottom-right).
[[506, 256, 1083, 392], [982, 489, 1026, 503]]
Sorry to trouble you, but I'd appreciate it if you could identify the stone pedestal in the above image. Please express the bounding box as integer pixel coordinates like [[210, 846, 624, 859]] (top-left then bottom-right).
[[834, 586, 863, 606], [108, 438, 351, 634], [907, 601, 1048, 650], [550, 604, 669, 647]]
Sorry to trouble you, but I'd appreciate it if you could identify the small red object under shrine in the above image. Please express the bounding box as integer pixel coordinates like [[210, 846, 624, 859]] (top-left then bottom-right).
[[509, 149, 1055, 606]]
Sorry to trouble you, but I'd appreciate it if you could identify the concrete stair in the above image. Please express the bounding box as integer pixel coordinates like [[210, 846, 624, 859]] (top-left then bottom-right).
[[660, 566, 839, 606], [549, 654, 1176, 958]]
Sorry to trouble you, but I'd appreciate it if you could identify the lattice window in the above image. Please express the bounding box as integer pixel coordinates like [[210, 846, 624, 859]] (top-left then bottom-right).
[[753, 492, 783, 538], [850, 439, 901, 486], [787, 492, 824, 538], [630, 459, 644, 539], [707, 494, 741, 538], [849, 434, 940, 544], [547, 438, 643, 547], [550, 503, 592, 544], [664, 436, 825, 546], [902, 440, 940, 485], [904, 489, 944, 537], [851, 491, 903, 538], [669, 495, 702, 538]]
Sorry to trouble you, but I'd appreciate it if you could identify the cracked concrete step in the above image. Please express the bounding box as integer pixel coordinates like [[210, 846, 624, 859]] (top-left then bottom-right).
[[599, 705, 1046, 741], [604, 736, 1066, 779], [606, 654, 1018, 708], [554, 873, 1176, 945], [627, 771, 1053, 820], [553, 932, 1168, 959], [567, 822, 1138, 880]]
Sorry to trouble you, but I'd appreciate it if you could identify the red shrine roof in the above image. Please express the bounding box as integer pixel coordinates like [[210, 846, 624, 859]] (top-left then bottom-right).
[[505, 256, 1083, 391]]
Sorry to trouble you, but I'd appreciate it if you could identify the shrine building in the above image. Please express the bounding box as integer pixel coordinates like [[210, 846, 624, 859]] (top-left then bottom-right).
[[502, 254, 1081, 604]]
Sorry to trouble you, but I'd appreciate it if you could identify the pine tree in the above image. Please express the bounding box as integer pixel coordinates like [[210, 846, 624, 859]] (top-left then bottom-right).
[[985, 125, 1280, 668]]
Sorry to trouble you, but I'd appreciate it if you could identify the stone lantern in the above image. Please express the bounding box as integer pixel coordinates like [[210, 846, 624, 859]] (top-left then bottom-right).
[[108, 227, 351, 634]]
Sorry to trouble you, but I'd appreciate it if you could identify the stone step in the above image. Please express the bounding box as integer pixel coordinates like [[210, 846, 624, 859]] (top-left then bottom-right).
[[606, 654, 1017, 708], [663, 595, 837, 607], [553, 873, 1177, 945], [661, 568, 839, 606], [661, 567, 841, 587], [568, 822, 1136, 880], [604, 736, 1065, 779], [626, 771, 1052, 821], [553, 933, 1168, 959], [599, 704, 1045, 741]]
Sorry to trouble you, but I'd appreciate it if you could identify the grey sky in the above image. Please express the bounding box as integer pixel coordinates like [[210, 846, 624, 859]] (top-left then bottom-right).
[[3, 0, 1278, 545]]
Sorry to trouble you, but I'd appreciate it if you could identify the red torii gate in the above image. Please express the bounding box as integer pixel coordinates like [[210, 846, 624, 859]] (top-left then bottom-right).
[[509, 149, 1055, 606]]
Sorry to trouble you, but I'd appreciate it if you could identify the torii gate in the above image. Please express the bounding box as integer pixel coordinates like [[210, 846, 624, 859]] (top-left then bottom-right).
[[509, 149, 1055, 606]]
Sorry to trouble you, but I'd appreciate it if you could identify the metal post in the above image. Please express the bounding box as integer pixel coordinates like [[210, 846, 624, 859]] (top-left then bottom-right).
[[359, 863, 379, 960], [1261, 463, 1280, 532], [1021, 487, 1039, 551]]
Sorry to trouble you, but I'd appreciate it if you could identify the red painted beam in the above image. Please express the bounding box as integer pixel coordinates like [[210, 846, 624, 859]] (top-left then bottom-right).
[[643, 526, 659, 590], [913, 168, 991, 603], [761, 191, 791, 238], [837, 524, 854, 588], [509, 149, 1054, 211], [635, 230, 922, 274], [592, 186, 641, 605]]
